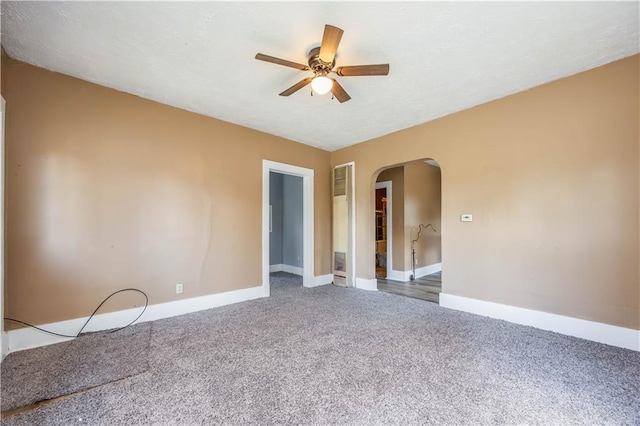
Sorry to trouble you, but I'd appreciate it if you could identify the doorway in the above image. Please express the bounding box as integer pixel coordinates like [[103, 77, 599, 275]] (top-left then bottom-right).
[[374, 159, 442, 303], [1, 96, 5, 358], [262, 160, 314, 297], [269, 171, 303, 290], [374, 181, 392, 279]]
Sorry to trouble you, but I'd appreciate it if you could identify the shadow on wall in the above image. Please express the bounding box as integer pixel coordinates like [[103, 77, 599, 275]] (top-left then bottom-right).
[[373, 158, 442, 282]]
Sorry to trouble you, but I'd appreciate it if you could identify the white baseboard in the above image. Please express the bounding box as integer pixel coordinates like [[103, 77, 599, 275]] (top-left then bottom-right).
[[387, 269, 407, 281], [387, 262, 442, 282], [307, 274, 333, 288], [439, 293, 640, 352], [282, 264, 303, 276], [269, 264, 303, 276], [355, 277, 378, 291], [270, 266, 331, 288], [1, 333, 7, 362], [415, 262, 442, 278], [269, 264, 282, 273], [6, 286, 264, 354]]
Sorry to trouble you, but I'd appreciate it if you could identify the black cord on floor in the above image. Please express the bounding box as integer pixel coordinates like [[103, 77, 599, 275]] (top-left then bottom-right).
[[3, 288, 149, 338]]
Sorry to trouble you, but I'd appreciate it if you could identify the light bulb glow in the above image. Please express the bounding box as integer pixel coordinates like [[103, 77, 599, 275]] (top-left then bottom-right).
[[311, 76, 333, 95]]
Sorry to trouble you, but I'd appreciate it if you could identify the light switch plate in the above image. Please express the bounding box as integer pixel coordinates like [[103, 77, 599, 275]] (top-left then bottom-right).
[[461, 214, 473, 222]]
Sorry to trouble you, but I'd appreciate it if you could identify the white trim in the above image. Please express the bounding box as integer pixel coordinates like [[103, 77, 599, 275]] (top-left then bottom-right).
[[269, 264, 282, 273], [439, 293, 640, 352], [387, 263, 442, 282], [414, 263, 442, 279], [387, 269, 408, 282], [263, 160, 314, 297], [281, 264, 303, 276], [1, 96, 5, 361], [269, 266, 331, 287], [334, 161, 356, 287], [310, 274, 333, 288], [269, 264, 303, 276], [374, 181, 392, 278], [6, 286, 264, 354], [355, 277, 378, 291]]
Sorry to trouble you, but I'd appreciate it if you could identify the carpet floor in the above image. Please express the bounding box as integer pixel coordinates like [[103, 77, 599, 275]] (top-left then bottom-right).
[[1, 272, 639, 425], [1, 322, 152, 412]]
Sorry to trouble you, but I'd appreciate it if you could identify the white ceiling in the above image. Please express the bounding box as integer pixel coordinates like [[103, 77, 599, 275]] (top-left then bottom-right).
[[1, 2, 638, 151]]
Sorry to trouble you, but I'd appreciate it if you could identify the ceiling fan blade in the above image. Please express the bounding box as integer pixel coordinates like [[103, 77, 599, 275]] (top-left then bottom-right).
[[336, 64, 390, 76], [331, 79, 351, 103], [255, 53, 309, 71], [279, 78, 313, 96], [319, 25, 344, 63]]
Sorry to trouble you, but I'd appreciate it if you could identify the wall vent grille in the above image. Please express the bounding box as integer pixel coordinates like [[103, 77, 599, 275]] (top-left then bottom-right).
[[334, 251, 346, 273], [334, 166, 346, 196]]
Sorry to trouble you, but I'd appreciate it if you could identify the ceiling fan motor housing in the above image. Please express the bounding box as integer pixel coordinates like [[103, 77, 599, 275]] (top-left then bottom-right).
[[307, 46, 335, 75]]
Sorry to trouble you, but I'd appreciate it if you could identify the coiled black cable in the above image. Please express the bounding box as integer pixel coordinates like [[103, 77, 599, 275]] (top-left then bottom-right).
[[3, 288, 148, 338]]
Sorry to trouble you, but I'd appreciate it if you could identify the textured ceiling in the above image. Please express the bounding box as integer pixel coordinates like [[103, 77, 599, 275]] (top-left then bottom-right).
[[1, 2, 638, 151]]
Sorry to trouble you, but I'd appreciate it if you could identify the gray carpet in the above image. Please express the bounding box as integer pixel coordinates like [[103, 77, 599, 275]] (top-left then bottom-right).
[[1, 322, 152, 412], [2, 272, 639, 425]]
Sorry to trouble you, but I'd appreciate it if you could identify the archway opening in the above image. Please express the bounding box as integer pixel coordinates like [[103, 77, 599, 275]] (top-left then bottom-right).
[[373, 158, 442, 303]]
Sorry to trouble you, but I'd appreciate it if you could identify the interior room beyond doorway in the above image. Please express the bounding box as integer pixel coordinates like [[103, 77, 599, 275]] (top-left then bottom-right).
[[268, 172, 303, 280], [374, 159, 442, 302]]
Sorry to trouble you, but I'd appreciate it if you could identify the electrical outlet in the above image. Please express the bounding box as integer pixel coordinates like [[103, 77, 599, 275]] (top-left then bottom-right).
[[176, 283, 183, 294]]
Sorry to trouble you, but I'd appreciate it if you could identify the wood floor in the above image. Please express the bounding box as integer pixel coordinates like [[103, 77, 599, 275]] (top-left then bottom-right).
[[377, 271, 442, 303]]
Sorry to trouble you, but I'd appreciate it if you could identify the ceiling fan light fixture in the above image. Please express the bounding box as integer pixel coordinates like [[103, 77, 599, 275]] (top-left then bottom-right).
[[311, 75, 333, 95], [255, 24, 389, 103]]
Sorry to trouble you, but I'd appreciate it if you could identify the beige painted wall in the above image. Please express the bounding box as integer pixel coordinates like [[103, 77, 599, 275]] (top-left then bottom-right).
[[332, 55, 639, 330], [403, 161, 442, 271], [1, 57, 332, 327]]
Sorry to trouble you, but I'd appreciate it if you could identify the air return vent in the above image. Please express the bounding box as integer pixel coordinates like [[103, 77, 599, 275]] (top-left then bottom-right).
[[334, 251, 346, 272], [333, 166, 346, 196]]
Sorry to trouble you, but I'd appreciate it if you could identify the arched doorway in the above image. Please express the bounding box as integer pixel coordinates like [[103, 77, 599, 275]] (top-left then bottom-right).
[[373, 158, 442, 302]]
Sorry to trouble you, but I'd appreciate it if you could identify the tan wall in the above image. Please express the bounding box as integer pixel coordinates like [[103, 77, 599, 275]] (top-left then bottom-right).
[[1, 57, 332, 327], [376, 166, 404, 271], [403, 161, 442, 271], [332, 55, 639, 330]]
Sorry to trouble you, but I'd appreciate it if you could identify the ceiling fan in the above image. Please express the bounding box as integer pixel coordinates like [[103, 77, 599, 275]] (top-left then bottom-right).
[[255, 24, 389, 103]]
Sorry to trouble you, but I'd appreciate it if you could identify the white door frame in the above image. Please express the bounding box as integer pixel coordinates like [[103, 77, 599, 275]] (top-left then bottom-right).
[[262, 160, 314, 296], [375, 180, 392, 277], [333, 161, 356, 287], [1, 96, 6, 360]]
